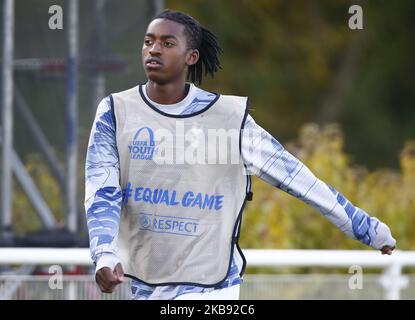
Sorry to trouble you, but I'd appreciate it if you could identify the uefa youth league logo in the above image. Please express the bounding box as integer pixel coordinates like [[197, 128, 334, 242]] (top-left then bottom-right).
[[128, 126, 158, 160]]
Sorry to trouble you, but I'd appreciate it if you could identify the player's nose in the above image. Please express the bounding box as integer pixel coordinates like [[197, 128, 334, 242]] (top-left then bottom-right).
[[149, 41, 162, 55]]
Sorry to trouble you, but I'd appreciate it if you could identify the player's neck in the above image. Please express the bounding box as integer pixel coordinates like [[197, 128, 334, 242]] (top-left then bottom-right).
[[146, 80, 188, 105]]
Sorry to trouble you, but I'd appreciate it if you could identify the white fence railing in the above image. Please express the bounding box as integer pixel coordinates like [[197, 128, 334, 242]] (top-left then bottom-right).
[[1, 248, 415, 300]]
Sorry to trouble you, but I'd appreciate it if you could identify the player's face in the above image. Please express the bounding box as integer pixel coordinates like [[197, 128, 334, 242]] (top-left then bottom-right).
[[142, 19, 197, 85]]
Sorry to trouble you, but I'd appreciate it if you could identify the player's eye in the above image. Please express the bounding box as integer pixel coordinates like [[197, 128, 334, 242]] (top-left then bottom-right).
[[164, 41, 175, 47], [144, 39, 153, 46]]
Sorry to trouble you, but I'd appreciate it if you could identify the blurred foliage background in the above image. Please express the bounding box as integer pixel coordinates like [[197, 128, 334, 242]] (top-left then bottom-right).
[[6, 0, 415, 250], [241, 123, 415, 251]]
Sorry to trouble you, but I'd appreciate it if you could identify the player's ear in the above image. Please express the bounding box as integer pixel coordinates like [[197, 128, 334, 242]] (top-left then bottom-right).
[[186, 49, 199, 66]]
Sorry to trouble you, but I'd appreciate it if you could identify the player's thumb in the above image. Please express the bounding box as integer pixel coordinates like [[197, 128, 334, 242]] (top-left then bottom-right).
[[114, 263, 124, 283]]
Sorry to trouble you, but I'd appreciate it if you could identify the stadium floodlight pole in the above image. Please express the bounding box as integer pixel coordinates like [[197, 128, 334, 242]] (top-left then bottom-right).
[[14, 88, 66, 192], [0, 125, 57, 228], [146, 0, 164, 18], [91, 0, 106, 118], [1, 0, 15, 237], [65, 0, 79, 234], [10, 148, 57, 228], [153, 0, 165, 14]]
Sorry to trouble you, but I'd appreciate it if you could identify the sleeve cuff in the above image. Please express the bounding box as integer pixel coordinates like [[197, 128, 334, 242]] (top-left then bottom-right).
[[95, 253, 121, 273], [371, 219, 397, 250]]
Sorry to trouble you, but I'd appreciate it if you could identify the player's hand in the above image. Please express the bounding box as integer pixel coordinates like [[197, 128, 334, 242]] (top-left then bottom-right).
[[95, 263, 125, 293], [380, 245, 395, 255]]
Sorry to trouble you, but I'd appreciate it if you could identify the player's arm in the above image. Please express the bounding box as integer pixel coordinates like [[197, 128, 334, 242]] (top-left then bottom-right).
[[241, 114, 396, 254], [85, 97, 124, 293]]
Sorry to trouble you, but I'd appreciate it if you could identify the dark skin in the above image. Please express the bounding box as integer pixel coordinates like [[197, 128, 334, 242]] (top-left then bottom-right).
[[142, 18, 199, 104], [95, 18, 394, 293], [381, 245, 395, 255], [95, 263, 124, 293], [95, 18, 199, 293]]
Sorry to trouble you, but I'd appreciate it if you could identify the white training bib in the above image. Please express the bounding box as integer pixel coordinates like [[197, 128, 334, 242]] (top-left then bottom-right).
[[112, 85, 252, 286]]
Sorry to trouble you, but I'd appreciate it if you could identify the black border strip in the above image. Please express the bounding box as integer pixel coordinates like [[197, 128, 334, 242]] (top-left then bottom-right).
[[235, 96, 252, 277], [109, 95, 116, 131]]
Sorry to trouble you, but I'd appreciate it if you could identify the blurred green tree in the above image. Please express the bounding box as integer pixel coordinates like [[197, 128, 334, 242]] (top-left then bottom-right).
[[241, 123, 415, 251]]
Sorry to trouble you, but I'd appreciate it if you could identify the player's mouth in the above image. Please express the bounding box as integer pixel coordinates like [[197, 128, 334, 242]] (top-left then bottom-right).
[[145, 57, 163, 70]]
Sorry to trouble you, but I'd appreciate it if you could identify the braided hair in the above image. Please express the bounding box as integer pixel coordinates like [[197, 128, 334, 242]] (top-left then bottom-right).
[[152, 9, 223, 85]]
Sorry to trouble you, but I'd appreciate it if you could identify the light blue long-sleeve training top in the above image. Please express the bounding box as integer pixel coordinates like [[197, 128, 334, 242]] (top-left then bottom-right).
[[85, 83, 396, 300]]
